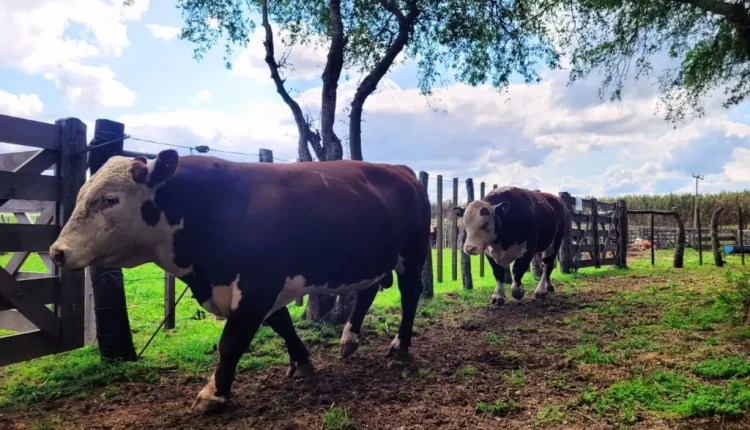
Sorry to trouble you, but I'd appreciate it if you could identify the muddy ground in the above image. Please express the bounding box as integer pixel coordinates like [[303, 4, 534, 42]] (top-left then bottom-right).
[[1, 262, 749, 430]]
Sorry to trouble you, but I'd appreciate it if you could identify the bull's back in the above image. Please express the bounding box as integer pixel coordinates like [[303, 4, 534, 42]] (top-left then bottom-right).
[[541, 192, 569, 240]]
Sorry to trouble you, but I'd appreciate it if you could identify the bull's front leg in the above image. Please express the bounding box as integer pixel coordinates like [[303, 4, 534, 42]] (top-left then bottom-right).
[[265, 306, 314, 377], [191, 300, 268, 413], [511, 255, 532, 301], [486, 256, 507, 306]]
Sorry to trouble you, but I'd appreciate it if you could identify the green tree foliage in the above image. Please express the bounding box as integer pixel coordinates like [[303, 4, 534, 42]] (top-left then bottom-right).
[[173, 0, 560, 161], [600, 191, 750, 228], [547, 0, 750, 123]]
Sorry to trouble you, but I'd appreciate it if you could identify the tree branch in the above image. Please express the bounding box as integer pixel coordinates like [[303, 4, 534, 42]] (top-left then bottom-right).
[[348, 0, 419, 160], [320, 0, 346, 161], [679, 0, 750, 57]]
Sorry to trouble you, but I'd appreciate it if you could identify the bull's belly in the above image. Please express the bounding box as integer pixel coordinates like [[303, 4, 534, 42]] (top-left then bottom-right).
[[265, 274, 386, 319]]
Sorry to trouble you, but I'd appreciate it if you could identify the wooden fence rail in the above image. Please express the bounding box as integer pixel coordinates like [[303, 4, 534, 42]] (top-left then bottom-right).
[[0, 114, 87, 366]]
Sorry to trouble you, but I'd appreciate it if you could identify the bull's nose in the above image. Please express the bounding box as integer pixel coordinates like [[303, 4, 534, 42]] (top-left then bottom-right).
[[464, 245, 479, 255], [49, 246, 66, 266]]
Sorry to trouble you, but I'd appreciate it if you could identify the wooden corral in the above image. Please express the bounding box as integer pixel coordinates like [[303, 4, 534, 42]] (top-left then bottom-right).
[[0, 114, 88, 366]]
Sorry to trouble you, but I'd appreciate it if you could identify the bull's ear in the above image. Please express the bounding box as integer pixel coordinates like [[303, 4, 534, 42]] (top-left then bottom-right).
[[131, 157, 148, 184], [452, 206, 465, 217], [147, 149, 179, 187], [493, 202, 510, 218]]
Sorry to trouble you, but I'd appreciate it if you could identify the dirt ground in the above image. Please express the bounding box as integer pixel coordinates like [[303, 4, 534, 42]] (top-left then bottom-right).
[[2, 268, 750, 430]]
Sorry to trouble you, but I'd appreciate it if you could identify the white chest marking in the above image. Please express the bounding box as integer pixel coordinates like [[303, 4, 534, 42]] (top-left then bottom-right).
[[486, 241, 528, 268], [266, 274, 385, 319], [200, 274, 242, 318]]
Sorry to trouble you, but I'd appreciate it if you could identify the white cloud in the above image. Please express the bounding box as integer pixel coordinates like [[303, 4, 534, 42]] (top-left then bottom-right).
[[45, 62, 136, 108], [0, 0, 146, 108], [0, 91, 44, 118], [146, 24, 180, 41], [195, 90, 212, 104]]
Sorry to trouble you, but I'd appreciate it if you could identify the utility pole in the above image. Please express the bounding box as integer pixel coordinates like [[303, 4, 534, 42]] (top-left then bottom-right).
[[692, 173, 704, 229]]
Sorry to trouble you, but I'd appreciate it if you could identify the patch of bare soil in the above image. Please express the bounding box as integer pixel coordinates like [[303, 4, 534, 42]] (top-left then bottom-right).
[[1, 280, 749, 430]]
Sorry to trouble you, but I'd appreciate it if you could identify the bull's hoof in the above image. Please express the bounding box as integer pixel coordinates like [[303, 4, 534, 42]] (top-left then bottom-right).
[[386, 337, 409, 359], [341, 341, 359, 358], [286, 361, 314, 378], [386, 346, 409, 359], [547, 284, 555, 293], [190, 377, 229, 413], [190, 395, 229, 413], [490, 295, 505, 306], [511, 288, 525, 300], [534, 291, 547, 300]]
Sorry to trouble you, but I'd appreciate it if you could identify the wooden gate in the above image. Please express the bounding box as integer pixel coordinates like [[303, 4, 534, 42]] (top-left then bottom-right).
[[0, 114, 87, 366], [558, 192, 628, 273]]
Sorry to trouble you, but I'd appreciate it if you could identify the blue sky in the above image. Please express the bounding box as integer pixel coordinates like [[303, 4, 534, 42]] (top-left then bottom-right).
[[2, 0, 750, 203]]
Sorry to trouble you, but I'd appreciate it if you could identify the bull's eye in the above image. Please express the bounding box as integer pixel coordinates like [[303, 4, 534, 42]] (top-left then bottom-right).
[[102, 196, 119, 207], [480, 222, 490, 231]]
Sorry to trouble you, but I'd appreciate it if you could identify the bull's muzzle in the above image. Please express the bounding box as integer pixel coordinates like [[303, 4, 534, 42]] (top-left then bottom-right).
[[49, 245, 67, 267], [463, 244, 481, 255]]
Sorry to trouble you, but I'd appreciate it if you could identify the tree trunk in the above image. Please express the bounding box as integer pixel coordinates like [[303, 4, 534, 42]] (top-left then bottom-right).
[[348, 1, 419, 160]]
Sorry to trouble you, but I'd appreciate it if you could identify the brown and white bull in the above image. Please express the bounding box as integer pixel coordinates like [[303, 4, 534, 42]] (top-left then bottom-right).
[[453, 186, 569, 305], [49, 149, 430, 412]]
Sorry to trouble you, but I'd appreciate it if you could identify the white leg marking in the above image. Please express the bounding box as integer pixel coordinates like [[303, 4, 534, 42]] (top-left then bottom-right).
[[491, 280, 506, 305], [534, 276, 549, 296], [390, 336, 401, 350], [341, 322, 359, 345], [191, 373, 228, 412], [395, 255, 406, 275], [230, 277, 242, 311]]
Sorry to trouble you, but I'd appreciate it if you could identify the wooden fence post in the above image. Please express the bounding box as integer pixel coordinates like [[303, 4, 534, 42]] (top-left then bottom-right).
[[711, 207, 725, 267], [617, 199, 628, 268], [739, 206, 745, 266], [451, 178, 458, 281], [164, 274, 176, 330], [88, 119, 137, 362], [559, 192, 573, 273], [436, 175, 443, 283], [696, 208, 703, 265], [259, 148, 273, 163], [673, 207, 685, 268], [461, 178, 474, 290], [419, 171, 434, 298], [479, 182, 486, 278], [592, 199, 600, 268], [650, 213, 655, 266], [57, 117, 88, 350]]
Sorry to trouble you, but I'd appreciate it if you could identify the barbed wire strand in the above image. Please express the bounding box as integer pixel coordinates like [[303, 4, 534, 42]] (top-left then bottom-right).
[[137, 283, 190, 359]]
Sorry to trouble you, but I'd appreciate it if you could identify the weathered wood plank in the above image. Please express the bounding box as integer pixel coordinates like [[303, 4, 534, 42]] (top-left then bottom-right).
[[0, 224, 60, 252], [0, 115, 59, 150], [3, 204, 57, 276], [577, 244, 619, 253], [0, 200, 48, 213], [0, 151, 40, 170], [0, 276, 58, 311], [0, 310, 37, 332], [0, 171, 60, 202], [0, 268, 61, 337], [0, 331, 74, 367], [577, 257, 619, 268]]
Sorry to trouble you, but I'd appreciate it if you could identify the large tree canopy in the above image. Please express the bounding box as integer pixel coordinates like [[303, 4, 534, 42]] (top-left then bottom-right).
[[175, 0, 559, 161], [547, 0, 750, 123]]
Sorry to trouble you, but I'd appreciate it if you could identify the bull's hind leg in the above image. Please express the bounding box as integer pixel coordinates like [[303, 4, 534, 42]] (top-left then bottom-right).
[[511, 255, 532, 300], [340, 282, 381, 358], [389, 264, 423, 358], [265, 307, 313, 378], [534, 253, 558, 299], [487, 256, 507, 306]]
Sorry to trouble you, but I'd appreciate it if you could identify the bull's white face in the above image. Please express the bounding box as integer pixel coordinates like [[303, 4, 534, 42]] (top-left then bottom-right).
[[49, 150, 179, 271], [454, 200, 510, 255]]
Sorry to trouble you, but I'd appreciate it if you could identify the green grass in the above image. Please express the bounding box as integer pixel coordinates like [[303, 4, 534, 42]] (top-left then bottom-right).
[[322, 404, 352, 430], [3, 247, 750, 427]]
